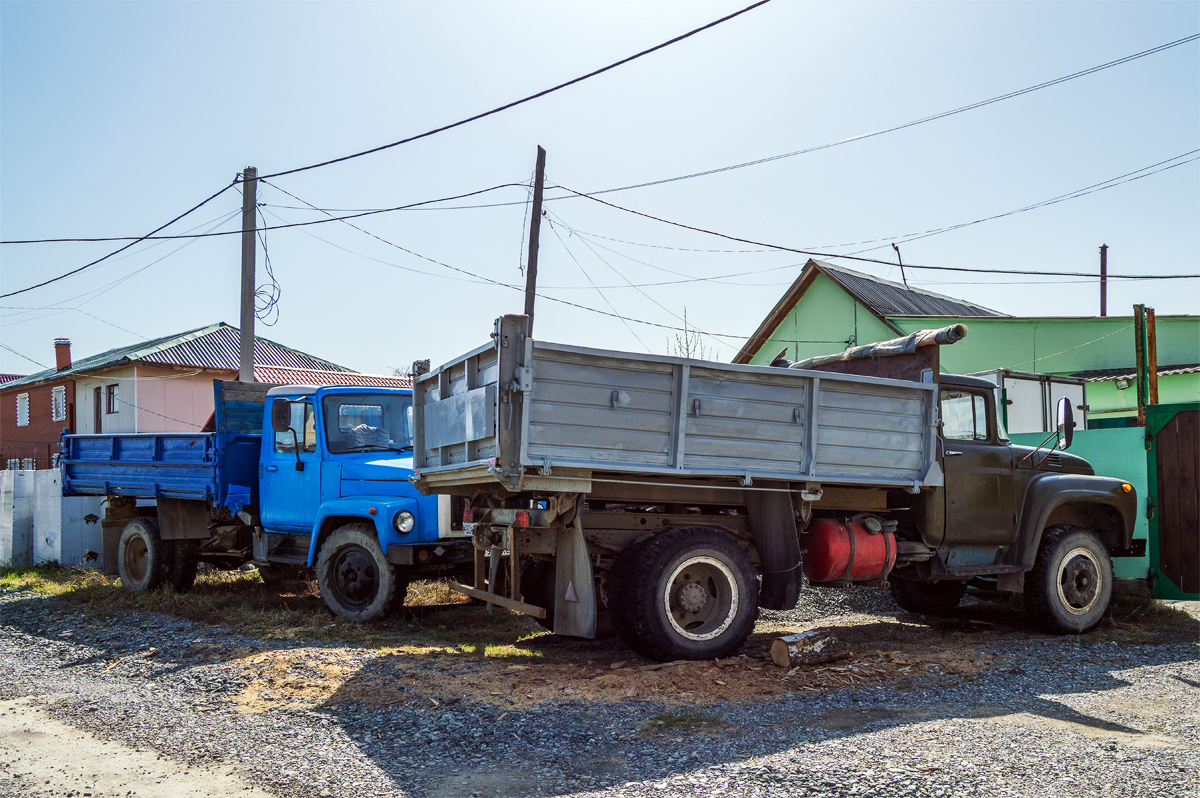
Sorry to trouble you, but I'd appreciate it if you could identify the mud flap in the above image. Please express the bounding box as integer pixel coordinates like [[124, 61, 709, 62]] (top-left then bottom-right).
[[746, 490, 803, 610], [553, 514, 596, 638]]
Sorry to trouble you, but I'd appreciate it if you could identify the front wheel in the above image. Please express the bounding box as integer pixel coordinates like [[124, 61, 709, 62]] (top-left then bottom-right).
[[316, 524, 400, 622], [607, 527, 759, 662], [1025, 524, 1112, 634], [889, 578, 967, 615]]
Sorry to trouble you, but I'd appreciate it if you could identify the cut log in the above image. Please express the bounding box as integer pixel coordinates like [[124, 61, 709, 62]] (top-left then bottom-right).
[[770, 631, 838, 668]]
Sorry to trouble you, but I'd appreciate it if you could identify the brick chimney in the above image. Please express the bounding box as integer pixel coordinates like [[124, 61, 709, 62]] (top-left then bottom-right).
[[54, 338, 71, 370]]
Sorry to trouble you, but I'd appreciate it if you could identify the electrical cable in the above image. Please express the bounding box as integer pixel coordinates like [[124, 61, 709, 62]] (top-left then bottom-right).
[[1, 178, 241, 299], [578, 33, 1200, 197], [255, 1, 774, 181], [553, 184, 1200, 280], [0, 342, 47, 369], [545, 217, 653, 352]]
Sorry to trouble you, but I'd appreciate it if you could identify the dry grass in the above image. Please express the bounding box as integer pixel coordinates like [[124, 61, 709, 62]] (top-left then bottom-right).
[[0, 565, 539, 655]]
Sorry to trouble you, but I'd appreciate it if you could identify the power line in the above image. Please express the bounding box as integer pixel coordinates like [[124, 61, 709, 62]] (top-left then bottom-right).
[[554, 184, 1200, 280], [579, 33, 1200, 197], [255, 1, 774, 181], [1, 184, 528, 245], [1, 178, 241, 300], [0, 342, 47, 369]]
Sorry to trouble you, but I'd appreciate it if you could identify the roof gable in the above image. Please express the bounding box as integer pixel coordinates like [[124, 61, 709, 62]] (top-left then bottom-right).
[[733, 259, 1007, 364]]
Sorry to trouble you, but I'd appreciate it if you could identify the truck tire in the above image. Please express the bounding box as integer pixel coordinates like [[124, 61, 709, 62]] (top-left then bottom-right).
[[1026, 524, 1112, 634], [167, 539, 200, 593], [889, 578, 967, 616], [316, 524, 400, 622], [606, 527, 759, 662], [117, 518, 170, 592]]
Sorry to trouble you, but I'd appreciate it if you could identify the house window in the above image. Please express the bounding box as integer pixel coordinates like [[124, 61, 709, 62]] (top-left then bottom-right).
[[106, 384, 119, 414], [21, 458, 34, 470], [16, 393, 29, 426], [6, 459, 18, 471], [51, 386, 67, 422]]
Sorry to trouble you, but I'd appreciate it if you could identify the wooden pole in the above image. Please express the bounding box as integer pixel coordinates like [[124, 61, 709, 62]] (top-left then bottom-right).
[[1146, 307, 1159, 406], [523, 146, 547, 337], [1099, 244, 1108, 317], [238, 167, 258, 382], [1133, 304, 1147, 427]]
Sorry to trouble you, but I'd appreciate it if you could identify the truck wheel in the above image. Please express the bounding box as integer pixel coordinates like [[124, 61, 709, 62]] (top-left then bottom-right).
[[117, 518, 169, 592], [316, 524, 400, 622], [606, 527, 759, 662], [1026, 524, 1112, 634], [889, 578, 967, 615], [167, 539, 200, 593]]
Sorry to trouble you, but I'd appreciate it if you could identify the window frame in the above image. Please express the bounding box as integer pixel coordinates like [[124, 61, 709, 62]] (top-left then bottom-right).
[[105, 384, 119, 415], [51, 386, 67, 422], [16, 393, 29, 427], [939, 389, 991, 443]]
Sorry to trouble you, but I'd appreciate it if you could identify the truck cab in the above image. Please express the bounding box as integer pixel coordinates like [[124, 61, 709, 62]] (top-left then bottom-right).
[[260, 385, 472, 619]]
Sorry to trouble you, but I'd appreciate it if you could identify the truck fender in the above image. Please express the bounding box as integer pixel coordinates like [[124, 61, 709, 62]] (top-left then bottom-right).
[[306, 497, 420, 567], [745, 491, 802, 610], [1016, 474, 1136, 570]]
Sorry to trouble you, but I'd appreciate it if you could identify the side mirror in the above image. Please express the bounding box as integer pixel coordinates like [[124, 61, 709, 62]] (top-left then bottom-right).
[[1055, 397, 1074, 450], [270, 399, 291, 433]]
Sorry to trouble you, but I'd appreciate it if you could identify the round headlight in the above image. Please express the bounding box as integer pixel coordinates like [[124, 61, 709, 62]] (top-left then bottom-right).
[[393, 510, 416, 534]]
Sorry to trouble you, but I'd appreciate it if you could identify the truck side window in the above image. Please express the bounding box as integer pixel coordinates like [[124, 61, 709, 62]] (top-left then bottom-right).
[[940, 390, 988, 441], [274, 401, 316, 453]]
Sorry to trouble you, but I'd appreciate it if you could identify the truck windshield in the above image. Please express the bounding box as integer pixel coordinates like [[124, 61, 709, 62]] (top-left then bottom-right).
[[322, 393, 414, 454]]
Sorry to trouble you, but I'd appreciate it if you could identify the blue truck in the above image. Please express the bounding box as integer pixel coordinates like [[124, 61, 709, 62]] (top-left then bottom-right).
[[60, 380, 473, 620]]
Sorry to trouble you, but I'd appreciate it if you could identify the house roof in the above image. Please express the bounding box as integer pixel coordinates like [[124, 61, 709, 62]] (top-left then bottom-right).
[[0, 374, 25, 385], [732, 259, 1008, 364], [253, 365, 412, 388], [1072, 364, 1200, 383], [1, 323, 352, 390]]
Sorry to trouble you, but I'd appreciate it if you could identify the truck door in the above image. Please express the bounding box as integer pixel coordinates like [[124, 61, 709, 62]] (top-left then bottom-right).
[[260, 398, 321, 532], [940, 388, 1018, 546]]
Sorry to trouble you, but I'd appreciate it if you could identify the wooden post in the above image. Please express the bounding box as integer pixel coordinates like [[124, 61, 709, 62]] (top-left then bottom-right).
[[523, 146, 547, 337], [1099, 244, 1108, 317], [1133, 304, 1147, 427], [238, 167, 258, 382], [1146, 307, 1159, 406]]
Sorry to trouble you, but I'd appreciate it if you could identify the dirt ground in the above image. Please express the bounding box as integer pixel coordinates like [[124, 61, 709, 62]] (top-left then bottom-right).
[[227, 616, 1001, 714]]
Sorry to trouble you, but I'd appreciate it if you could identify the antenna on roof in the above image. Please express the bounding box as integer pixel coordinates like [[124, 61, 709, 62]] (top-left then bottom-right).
[[891, 243, 908, 289]]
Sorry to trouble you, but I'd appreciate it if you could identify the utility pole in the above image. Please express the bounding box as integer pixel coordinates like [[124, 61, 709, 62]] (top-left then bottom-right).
[[523, 146, 547, 337], [238, 167, 258, 382], [891, 243, 908, 289], [1099, 244, 1108, 317]]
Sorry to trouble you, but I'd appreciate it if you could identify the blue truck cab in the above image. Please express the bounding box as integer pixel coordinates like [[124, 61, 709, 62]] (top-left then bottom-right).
[[60, 380, 472, 621]]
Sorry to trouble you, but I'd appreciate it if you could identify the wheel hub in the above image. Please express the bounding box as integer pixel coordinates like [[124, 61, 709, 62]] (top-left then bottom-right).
[[123, 536, 148, 583], [674, 580, 708, 613], [332, 546, 379, 609], [1057, 547, 1102, 615], [662, 556, 739, 642]]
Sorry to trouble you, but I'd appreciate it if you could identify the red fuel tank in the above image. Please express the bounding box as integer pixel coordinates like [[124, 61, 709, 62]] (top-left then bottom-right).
[[802, 517, 897, 583]]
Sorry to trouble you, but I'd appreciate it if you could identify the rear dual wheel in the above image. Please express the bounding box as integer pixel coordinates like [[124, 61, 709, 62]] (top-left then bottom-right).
[[117, 518, 198, 593], [607, 527, 759, 662]]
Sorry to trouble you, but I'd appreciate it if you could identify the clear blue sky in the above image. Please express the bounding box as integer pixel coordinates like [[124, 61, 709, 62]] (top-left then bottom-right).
[[2, 1, 1197, 376]]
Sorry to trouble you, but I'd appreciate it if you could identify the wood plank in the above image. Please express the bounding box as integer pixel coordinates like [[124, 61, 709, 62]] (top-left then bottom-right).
[[446, 581, 547, 619]]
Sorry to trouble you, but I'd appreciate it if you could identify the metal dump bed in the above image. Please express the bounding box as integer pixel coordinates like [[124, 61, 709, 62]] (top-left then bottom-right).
[[411, 315, 942, 495]]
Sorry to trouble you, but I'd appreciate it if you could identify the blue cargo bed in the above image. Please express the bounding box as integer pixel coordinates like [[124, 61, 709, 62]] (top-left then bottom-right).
[[60, 381, 268, 512]]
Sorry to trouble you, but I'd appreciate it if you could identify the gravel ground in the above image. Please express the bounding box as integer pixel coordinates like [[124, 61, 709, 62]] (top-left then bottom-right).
[[1, 583, 1196, 798]]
